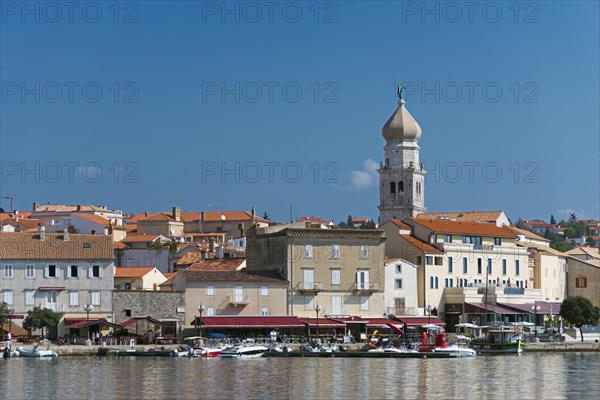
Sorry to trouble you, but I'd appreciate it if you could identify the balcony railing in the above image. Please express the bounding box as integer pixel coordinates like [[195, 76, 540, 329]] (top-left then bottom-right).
[[352, 282, 379, 293], [295, 282, 322, 293], [229, 295, 250, 305]]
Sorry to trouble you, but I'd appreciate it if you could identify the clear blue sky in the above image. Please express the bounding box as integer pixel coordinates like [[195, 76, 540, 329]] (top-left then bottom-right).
[[1, 1, 598, 223]]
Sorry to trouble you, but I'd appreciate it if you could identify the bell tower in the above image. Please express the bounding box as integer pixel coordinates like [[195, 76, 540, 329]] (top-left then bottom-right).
[[378, 90, 426, 225]]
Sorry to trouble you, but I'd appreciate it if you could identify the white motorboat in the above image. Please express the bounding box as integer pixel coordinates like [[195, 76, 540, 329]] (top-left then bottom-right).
[[267, 343, 292, 353], [431, 344, 477, 357], [220, 344, 269, 358], [189, 347, 223, 358], [16, 341, 58, 358]]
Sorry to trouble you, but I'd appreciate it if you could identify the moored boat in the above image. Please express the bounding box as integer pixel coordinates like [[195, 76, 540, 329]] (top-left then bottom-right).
[[16, 341, 58, 358], [470, 325, 525, 354], [220, 344, 269, 358]]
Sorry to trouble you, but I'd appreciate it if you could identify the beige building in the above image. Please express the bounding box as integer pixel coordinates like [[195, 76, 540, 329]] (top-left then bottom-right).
[[171, 269, 287, 330], [136, 208, 184, 237], [246, 226, 386, 318], [114, 267, 168, 291], [566, 254, 600, 308]]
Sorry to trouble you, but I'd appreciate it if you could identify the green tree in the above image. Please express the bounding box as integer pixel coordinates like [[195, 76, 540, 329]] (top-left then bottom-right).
[[550, 215, 556, 225], [551, 241, 575, 252], [347, 215, 354, 228], [585, 236, 596, 246], [360, 219, 377, 229], [0, 302, 13, 339], [23, 307, 63, 338], [559, 296, 600, 342]]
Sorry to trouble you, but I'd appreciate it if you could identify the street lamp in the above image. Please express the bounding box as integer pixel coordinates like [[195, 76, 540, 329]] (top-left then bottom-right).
[[197, 305, 205, 337], [531, 304, 541, 338], [426, 305, 432, 326], [84, 304, 93, 321], [315, 305, 322, 343]]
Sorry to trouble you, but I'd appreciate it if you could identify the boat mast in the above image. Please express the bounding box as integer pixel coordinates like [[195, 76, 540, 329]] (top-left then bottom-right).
[[484, 257, 489, 325]]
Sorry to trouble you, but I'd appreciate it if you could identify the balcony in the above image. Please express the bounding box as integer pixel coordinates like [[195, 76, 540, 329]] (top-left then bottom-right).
[[228, 295, 250, 306], [352, 282, 379, 294], [295, 282, 322, 294], [473, 244, 494, 251]]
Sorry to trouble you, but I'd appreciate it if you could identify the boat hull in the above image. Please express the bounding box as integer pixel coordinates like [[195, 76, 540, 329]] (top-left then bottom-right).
[[16, 347, 57, 358], [471, 340, 524, 354], [220, 346, 268, 358]]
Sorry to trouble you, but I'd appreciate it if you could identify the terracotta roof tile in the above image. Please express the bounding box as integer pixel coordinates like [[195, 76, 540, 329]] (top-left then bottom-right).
[[187, 258, 245, 271], [176, 252, 203, 265], [121, 234, 162, 243], [0, 232, 113, 260], [416, 211, 504, 223], [409, 218, 515, 238], [402, 235, 443, 253], [180, 269, 285, 283], [391, 220, 411, 229], [74, 213, 110, 226], [115, 266, 156, 278]]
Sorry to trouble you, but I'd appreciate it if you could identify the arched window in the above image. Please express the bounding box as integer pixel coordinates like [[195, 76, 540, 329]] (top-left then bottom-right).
[[430, 276, 434, 289], [399, 181, 404, 192], [389, 182, 396, 194]]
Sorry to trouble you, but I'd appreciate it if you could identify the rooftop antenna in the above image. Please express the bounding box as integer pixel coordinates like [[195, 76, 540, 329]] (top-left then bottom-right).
[[290, 203, 293, 223]]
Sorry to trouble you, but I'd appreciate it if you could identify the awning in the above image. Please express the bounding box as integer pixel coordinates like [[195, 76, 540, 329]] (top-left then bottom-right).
[[196, 316, 305, 328], [395, 316, 445, 327], [120, 316, 170, 327], [1, 322, 28, 336], [300, 318, 346, 328], [38, 287, 66, 292], [498, 302, 562, 314], [329, 316, 368, 324], [464, 302, 523, 315], [64, 318, 122, 329], [365, 318, 399, 328]]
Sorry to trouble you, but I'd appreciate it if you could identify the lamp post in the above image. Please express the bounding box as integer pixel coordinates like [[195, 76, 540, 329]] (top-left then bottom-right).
[[531, 304, 541, 338], [426, 305, 432, 326], [84, 304, 93, 321], [315, 305, 322, 343], [197, 305, 205, 337]]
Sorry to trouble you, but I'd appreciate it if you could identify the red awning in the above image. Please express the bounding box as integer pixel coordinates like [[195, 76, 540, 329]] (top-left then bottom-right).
[[365, 318, 398, 328], [498, 302, 562, 315], [38, 287, 66, 292], [300, 318, 346, 328], [198, 316, 305, 328], [464, 302, 523, 315], [396, 316, 445, 327], [65, 318, 121, 328], [329, 316, 367, 324]]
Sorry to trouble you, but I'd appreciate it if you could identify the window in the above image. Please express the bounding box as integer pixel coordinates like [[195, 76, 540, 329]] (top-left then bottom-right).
[[390, 181, 396, 194], [445, 278, 454, 288], [399, 181, 404, 192], [151, 226, 157, 232], [206, 307, 216, 316], [45, 264, 57, 278], [90, 291, 101, 306], [396, 264, 402, 273], [515, 260, 520, 276], [448, 257, 453, 273], [68, 265, 79, 278], [305, 296, 314, 311], [125, 283, 131, 290], [360, 296, 369, 311], [463, 257, 468, 274], [494, 237, 502, 245], [69, 291, 79, 306], [443, 234, 452, 243], [575, 277, 587, 288], [462, 236, 481, 245], [206, 285, 215, 296], [435, 276, 439, 289], [430, 276, 439, 289], [89, 265, 101, 278], [502, 259, 507, 275], [237, 223, 243, 230], [487, 259, 492, 275], [395, 279, 402, 289], [26, 264, 35, 279], [124, 309, 132, 317], [25, 290, 35, 306], [2, 290, 14, 305], [477, 258, 482, 274], [434, 257, 443, 266], [331, 296, 342, 314], [304, 245, 314, 259], [260, 307, 269, 316], [458, 278, 467, 287], [356, 270, 370, 290], [425, 256, 433, 265], [261, 285, 269, 297], [359, 246, 368, 260], [331, 269, 341, 286], [3, 264, 13, 279], [331, 244, 340, 260]]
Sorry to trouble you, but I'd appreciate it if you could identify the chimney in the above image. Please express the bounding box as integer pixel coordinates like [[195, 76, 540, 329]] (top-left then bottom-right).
[[217, 244, 224, 260], [33, 201, 39, 211], [199, 211, 205, 232], [251, 207, 256, 224], [38, 224, 46, 241], [145, 211, 148, 217], [172, 206, 181, 222], [63, 228, 69, 241], [76, 205, 81, 211], [91, 229, 96, 235]]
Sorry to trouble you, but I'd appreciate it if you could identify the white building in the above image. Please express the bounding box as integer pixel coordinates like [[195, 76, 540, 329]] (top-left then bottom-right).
[[383, 258, 419, 316]]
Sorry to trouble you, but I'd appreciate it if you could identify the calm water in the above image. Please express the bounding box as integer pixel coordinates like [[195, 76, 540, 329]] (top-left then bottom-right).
[[1, 353, 599, 399]]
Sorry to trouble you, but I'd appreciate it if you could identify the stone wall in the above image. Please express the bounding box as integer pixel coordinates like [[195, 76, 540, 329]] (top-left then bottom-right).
[[112, 290, 185, 324]]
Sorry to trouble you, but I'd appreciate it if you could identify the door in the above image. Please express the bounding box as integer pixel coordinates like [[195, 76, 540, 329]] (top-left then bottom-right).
[[357, 270, 370, 290], [46, 291, 58, 311], [234, 286, 244, 302], [331, 296, 342, 315], [303, 269, 314, 290]]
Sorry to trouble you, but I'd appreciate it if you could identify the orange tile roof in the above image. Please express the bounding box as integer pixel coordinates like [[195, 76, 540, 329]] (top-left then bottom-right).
[[402, 235, 443, 253], [74, 213, 110, 226], [505, 226, 549, 242], [113, 242, 126, 250], [139, 212, 177, 222], [115, 266, 156, 278], [0, 232, 113, 260], [385, 257, 401, 263], [201, 211, 268, 223], [391, 220, 411, 229], [176, 252, 203, 265], [0, 212, 32, 222], [187, 258, 245, 271], [409, 218, 515, 238], [416, 211, 504, 223], [121, 234, 162, 243]]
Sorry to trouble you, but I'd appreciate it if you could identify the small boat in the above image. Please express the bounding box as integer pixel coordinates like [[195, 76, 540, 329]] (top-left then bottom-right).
[[220, 344, 269, 358], [16, 341, 58, 358], [432, 344, 477, 357], [189, 347, 222, 358], [116, 348, 179, 357], [267, 343, 292, 353], [470, 325, 525, 354]]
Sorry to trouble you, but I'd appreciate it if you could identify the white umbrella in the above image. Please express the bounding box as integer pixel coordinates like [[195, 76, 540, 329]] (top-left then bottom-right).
[[456, 323, 479, 328]]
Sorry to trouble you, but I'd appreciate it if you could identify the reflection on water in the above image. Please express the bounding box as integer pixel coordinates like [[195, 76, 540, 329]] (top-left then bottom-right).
[[1, 353, 599, 399]]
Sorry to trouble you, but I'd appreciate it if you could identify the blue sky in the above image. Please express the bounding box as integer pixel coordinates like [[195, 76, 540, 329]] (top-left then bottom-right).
[[1, 1, 598, 223]]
